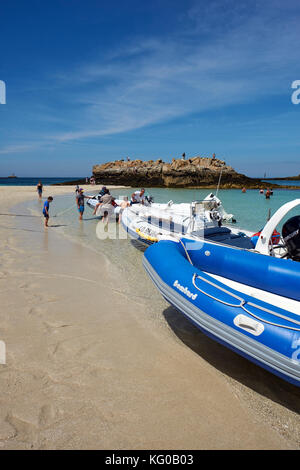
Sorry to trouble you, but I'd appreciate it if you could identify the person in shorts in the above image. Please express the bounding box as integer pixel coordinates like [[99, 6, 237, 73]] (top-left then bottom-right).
[[76, 189, 88, 220], [43, 196, 53, 227]]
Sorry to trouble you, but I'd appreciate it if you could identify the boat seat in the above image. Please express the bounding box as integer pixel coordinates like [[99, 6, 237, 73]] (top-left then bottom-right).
[[192, 227, 254, 249]]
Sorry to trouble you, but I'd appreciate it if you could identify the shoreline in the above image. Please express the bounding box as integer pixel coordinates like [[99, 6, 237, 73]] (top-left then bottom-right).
[[0, 185, 299, 449], [53, 180, 300, 190]]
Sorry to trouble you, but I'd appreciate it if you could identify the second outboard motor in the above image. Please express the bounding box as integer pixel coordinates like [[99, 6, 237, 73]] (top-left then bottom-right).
[[145, 196, 154, 205], [282, 215, 300, 261]]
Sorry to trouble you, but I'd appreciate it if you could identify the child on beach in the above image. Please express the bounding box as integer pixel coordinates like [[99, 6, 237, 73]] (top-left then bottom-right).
[[43, 196, 53, 227]]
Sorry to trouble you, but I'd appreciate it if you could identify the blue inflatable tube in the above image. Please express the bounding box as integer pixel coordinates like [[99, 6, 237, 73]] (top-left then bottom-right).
[[143, 240, 300, 387], [182, 238, 300, 302]]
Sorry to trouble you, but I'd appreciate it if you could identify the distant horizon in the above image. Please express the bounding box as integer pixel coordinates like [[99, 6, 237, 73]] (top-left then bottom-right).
[[0, 175, 85, 179]]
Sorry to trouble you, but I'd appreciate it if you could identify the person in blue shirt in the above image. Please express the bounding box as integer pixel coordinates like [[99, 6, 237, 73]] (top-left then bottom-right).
[[43, 196, 53, 227]]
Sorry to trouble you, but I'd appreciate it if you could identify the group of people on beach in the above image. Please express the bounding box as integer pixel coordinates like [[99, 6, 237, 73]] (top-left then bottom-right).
[[75, 186, 145, 225], [38, 180, 146, 227]]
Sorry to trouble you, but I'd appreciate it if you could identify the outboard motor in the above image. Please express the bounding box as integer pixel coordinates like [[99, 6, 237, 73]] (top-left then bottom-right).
[[282, 215, 300, 261], [145, 195, 154, 205]]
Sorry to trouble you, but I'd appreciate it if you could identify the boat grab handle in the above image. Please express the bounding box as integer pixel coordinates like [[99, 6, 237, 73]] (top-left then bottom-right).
[[192, 273, 300, 331]]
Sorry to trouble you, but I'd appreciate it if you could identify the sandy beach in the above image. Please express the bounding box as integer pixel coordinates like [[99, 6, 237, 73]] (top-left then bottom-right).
[[0, 184, 299, 450]]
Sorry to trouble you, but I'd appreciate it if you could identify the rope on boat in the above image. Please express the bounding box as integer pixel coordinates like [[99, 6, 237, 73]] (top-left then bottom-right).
[[192, 273, 300, 331], [178, 239, 194, 266]]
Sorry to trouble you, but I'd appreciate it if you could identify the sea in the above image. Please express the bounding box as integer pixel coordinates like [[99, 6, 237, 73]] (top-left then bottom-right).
[[0, 177, 83, 186]]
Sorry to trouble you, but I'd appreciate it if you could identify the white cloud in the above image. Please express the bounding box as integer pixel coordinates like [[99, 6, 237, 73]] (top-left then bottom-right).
[[0, 144, 37, 154], [1, 0, 300, 152]]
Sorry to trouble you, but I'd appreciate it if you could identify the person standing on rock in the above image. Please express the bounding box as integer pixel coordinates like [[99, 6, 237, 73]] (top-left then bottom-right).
[[212, 153, 216, 160], [182, 152, 186, 160]]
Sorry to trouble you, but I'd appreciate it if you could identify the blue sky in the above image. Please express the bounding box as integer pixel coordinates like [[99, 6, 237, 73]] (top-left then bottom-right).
[[0, 0, 299, 177]]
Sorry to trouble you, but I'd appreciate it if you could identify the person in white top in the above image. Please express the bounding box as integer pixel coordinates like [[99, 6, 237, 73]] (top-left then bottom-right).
[[131, 188, 145, 205]]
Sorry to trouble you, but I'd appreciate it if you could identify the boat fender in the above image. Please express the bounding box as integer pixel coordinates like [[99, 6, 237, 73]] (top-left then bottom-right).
[[136, 228, 158, 243]]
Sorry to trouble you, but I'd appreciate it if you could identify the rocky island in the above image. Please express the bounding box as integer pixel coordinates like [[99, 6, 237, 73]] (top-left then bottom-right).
[[92, 157, 273, 189]]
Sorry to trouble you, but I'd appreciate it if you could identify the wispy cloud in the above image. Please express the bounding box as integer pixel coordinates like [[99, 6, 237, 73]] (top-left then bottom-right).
[[50, 1, 300, 140], [1, 0, 300, 152], [0, 143, 38, 155]]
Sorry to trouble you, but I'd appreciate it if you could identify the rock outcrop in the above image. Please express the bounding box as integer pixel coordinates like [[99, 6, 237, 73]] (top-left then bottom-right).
[[92, 157, 265, 188]]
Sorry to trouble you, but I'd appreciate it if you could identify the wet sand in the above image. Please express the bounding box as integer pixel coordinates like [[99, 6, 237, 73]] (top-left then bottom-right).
[[0, 185, 299, 449]]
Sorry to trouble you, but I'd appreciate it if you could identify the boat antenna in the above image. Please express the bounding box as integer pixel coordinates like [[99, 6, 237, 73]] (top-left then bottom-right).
[[216, 169, 223, 197]]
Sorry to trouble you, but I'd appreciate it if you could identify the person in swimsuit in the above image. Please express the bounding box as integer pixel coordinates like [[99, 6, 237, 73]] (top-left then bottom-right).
[[118, 196, 130, 224], [37, 181, 43, 199]]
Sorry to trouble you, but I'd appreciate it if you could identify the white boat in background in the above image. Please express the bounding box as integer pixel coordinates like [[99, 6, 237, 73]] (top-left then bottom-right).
[[121, 193, 248, 247], [86, 191, 235, 223]]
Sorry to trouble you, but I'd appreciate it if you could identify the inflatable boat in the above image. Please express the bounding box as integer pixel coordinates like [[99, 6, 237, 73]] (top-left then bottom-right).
[[121, 193, 239, 246], [143, 200, 300, 386]]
